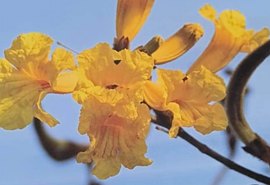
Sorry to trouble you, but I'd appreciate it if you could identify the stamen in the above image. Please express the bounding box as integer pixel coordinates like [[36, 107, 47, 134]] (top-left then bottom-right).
[[38, 80, 51, 90], [57, 41, 79, 54]]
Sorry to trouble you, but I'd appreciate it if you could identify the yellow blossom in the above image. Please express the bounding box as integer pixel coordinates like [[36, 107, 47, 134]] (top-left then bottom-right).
[[72, 43, 154, 179], [115, 0, 203, 65], [116, 0, 154, 42], [188, 4, 270, 73], [77, 94, 151, 179], [0, 32, 78, 130], [144, 67, 228, 137], [73, 43, 154, 104], [152, 24, 204, 64]]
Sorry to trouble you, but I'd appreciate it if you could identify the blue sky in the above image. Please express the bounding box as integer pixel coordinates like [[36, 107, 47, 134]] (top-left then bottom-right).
[[1, 1, 270, 185]]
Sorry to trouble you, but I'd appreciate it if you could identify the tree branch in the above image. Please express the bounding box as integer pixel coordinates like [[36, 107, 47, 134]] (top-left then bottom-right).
[[226, 40, 270, 164], [153, 111, 270, 185], [33, 118, 88, 161]]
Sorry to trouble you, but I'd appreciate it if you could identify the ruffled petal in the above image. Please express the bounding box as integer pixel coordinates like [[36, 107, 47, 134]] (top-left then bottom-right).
[[1, 34, 75, 130], [167, 102, 185, 137], [77, 95, 151, 179], [167, 102, 227, 137], [241, 28, 270, 53], [116, 0, 154, 41], [0, 67, 40, 129], [199, 3, 217, 21], [78, 43, 153, 88], [34, 92, 59, 127], [119, 103, 152, 168], [184, 66, 226, 103], [157, 69, 186, 102], [153, 24, 204, 64], [4, 32, 53, 69], [192, 103, 228, 134], [153, 66, 227, 136], [51, 48, 75, 71], [0, 58, 14, 73], [188, 4, 269, 73], [75, 43, 154, 105]]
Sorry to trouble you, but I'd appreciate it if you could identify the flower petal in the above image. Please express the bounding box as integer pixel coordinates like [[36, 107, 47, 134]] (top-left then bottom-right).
[[152, 24, 204, 64], [143, 80, 167, 110], [199, 3, 217, 21], [0, 59, 40, 129], [193, 103, 228, 134], [92, 158, 121, 179], [157, 68, 186, 102], [152, 66, 227, 136], [241, 28, 270, 53], [166, 102, 190, 137], [119, 103, 152, 168], [185, 67, 226, 103], [76, 43, 154, 101], [77, 95, 151, 179], [34, 92, 59, 127], [188, 4, 269, 73], [51, 71, 78, 93], [167, 102, 227, 136], [0, 95, 37, 130], [4, 32, 53, 69], [116, 0, 154, 41], [51, 48, 75, 71]]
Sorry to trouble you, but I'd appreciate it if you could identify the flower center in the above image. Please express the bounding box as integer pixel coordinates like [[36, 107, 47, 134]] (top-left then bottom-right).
[[38, 80, 51, 90]]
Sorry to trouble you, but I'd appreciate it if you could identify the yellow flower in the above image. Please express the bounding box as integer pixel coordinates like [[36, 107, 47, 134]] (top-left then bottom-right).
[[73, 43, 154, 179], [0, 32, 78, 130], [144, 67, 228, 137], [115, 0, 204, 64], [73, 43, 154, 104], [152, 24, 204, 64], [188, 4, 270, 73], [77, 94, 151, 179], [116, 0, 154, 42]]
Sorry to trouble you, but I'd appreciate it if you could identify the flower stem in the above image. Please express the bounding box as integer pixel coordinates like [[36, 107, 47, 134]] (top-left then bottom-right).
[[152, 111, 270, 184]]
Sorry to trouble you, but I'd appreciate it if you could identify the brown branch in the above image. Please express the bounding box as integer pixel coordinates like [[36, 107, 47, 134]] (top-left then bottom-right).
[[33, 118, 88, 161], [153, 111, 270, 185], [226, 40, 270, 164]]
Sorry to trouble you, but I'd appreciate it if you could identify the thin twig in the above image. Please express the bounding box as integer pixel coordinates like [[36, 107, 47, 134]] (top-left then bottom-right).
[[153, 111, 270, 184], [226, 40, 270, 164]]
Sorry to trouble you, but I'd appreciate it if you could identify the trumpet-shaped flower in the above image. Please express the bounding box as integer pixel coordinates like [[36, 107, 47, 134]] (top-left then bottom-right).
[[188, 4, 270, 73], [0, 33, 78, 130], [152, 24, 204, 64], [116, 0, 154, 42], [144, 67, 228, 137], [115, 0, 203, 64], [77, 94, 151, 179], [73, 43, 154, 179], [73, 43, 154, 104]]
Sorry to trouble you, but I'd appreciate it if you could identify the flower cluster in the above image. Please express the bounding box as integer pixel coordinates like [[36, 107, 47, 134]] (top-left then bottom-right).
[[0, 1, 269, 179]]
